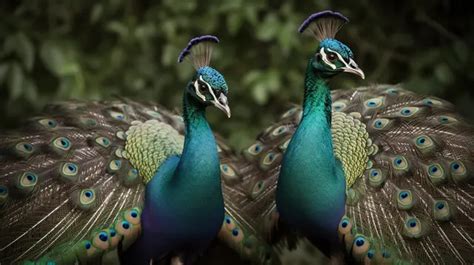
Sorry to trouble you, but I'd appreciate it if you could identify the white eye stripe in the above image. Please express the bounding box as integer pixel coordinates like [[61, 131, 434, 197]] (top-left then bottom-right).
[[327, 48, 346, 62], [319, 48, 337, 70], [195, 75, 224, 106], [193, 80, 204, 101], [200, 75, 221, 103], [326, 48, 358, 70], [326, 48, 351, 68], [194, 76, 210, 101]]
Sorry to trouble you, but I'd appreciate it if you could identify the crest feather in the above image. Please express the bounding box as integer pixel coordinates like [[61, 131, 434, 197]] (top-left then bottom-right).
[[298, 10, 349, 41], [177, 35, 219, 69]]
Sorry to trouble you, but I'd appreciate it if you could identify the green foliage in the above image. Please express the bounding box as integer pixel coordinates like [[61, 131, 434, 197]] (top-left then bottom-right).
[[0, 0, 473, 149]]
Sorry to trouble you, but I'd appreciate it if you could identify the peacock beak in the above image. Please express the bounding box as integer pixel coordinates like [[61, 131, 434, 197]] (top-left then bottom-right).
[[342, 58, 365, 79], [213, 93, 231, 118], [342, 67, 365, 79]]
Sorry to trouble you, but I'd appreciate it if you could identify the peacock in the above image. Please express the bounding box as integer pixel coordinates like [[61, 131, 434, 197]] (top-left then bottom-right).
[[0, 35, 233, 265], [219, 11, 474, 264]]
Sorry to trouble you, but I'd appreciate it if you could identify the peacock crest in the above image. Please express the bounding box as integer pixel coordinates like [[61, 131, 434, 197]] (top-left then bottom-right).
[[178, 35, 230, 118], [298, 10, 348, 41]]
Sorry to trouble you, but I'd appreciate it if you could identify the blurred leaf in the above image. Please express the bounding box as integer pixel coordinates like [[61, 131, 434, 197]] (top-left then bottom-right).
[[90, 4, 103, 24], [434, 63, 454, 84], [227, 12, 243, 35], [243, 4, 259, 26], [243, 70, 262, 86], [277, 21, 296, 53], [106, 21, 129, 38], [58, 73, 85, 98], [256, 14, 280, 41], [247, 70, 280, 104], [0, 63, 9, 85], [161, 44, 180, 66], [161, 20, 177, 38], [3, 35, 17, 56], [135, 23, 157, 41], [252, 83, 267, 104], [40, 41, 79, 77], [62, 62, 80, 75], [23, 79, 38, 104], [453, 41, 468, 63], [7, 63, 24, 100], [2, 33, 34, 71], [0, 0, 472, 148], [391, 33, 414, 47], [163, 0, 196, 12], [15, 33, 35, 72], [40, 41, 67, 76]]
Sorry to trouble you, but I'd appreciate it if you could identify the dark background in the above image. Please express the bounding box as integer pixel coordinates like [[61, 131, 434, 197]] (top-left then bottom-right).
[[1, 0, 473, 150]]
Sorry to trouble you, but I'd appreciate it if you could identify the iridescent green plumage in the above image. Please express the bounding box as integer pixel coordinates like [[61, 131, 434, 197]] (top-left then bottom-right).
[[331, 111, 374, 188], [125, 120, 184, 184]]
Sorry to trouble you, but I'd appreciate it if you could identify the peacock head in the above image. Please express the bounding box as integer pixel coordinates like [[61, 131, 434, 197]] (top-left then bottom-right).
[[178, 35, 231, 118], [299, 11, 365, 80]]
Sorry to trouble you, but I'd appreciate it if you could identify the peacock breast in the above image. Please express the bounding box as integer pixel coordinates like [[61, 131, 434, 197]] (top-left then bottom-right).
[[276, 116, 346, 235], [139, 155, 224, 253]]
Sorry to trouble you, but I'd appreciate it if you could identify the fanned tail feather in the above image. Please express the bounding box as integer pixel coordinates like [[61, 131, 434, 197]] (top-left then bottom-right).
[[221, 84, 474, 264], [0, 99, 186, 264], [332, 84, 474, 264]]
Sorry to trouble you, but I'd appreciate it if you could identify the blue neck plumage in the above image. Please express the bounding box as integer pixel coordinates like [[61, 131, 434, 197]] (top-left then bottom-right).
[[144, 84, 222, 220], [298, 60, 334, 160], [276, 58, 346, 255], [277, 58, 342, 223], [302, 60, 333, 126], [145, 85, 221, 203], [176, 85, 220, 187]]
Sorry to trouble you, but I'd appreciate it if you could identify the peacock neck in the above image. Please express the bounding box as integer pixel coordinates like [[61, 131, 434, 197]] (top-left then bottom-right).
[[182, 86, 210, 141], [302, 61, 332, 125], [286, 60, 336, 179], [277, 59, 344, 224], [145, 85, 222, 215], [276, 60, 347, 256], [295, 60, 334, 159], [175, 86, 220, 187]]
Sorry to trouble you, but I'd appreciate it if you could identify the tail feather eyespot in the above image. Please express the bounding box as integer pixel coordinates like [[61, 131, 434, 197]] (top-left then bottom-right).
[[17, 171, 38, 193], [396, 190, 415, 210]]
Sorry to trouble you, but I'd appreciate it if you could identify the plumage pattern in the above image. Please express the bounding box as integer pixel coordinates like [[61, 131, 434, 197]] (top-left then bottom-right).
[[334, 85, 474, 264], [331, 111, 375, 188], [125, 119, 184, 184], [0, 99, 188, 264], [217, 149, 280, 265], [220, 84, 474, 264]]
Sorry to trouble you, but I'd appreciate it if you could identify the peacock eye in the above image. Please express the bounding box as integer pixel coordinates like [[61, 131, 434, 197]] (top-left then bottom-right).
[[199, 84, 207, 93], [327, 52, 337, 61]]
